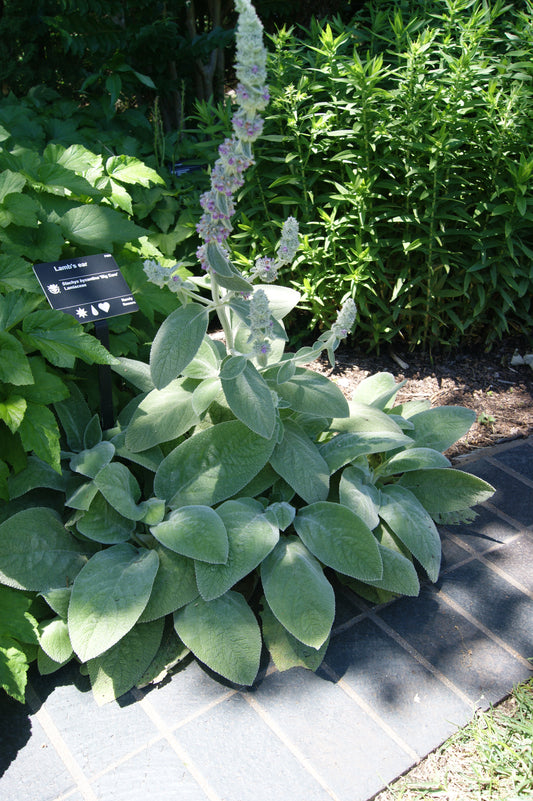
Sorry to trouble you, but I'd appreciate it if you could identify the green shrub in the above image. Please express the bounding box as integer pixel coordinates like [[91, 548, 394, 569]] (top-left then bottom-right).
[[0, 89, 205, 496], [228, 0, 533, 349]]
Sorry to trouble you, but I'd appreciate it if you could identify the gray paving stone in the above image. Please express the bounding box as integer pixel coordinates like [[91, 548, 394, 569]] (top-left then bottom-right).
[[493, 442, 533, 481], [322, 617, 474, 759], [377, 586, 530, 708], [29, 664, 160, 779], [142, 659, 237, 730], [463, 459, 533, 526], [437, 559, 533, 659], [440, 533, 474, 570], [89, 740, 210, 801], [175, 690, 338, 801], [483, 532, 533, 593], [0, 712, 75, 801], [442, 504, 521, 554], [250, 667, 413, 801]]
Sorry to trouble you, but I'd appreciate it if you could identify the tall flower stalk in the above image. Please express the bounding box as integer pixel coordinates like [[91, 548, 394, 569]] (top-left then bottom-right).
[[145, 0, 356, 361]]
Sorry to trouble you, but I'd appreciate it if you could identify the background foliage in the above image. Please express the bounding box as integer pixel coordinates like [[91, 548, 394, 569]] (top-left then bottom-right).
[[228, 0, 533, 349]]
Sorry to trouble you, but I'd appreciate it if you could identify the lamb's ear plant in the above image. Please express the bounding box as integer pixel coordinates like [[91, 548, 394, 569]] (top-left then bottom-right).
[[0, 0, 494, 704]]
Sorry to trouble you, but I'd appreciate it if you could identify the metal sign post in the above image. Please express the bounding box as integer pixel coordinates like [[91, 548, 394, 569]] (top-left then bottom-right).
[[33, 253, 139, 430]]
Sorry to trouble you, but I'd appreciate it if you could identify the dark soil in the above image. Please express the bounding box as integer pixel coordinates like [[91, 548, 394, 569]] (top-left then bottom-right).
[[310, 338, 533, 460]]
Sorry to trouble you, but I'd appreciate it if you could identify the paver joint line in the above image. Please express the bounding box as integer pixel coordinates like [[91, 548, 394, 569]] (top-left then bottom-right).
[[436, 589, 533, 669], [25, 684, 98, 801], [242, 693, 344, 801], [131, 688, 224, 801]]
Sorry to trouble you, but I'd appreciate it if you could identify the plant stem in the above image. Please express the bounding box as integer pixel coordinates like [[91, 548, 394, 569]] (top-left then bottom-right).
[[211, 275, 234, 351]]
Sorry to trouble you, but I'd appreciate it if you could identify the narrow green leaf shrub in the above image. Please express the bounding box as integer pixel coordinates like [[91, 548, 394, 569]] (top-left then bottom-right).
[[228, 0, 533, 349], [0, 0, 494, 704]]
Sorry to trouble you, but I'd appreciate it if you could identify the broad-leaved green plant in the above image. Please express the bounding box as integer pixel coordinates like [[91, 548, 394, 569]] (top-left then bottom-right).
[[0, 0, 494, 704]]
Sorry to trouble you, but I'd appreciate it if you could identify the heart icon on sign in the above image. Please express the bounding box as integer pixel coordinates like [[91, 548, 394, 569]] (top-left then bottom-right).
[[98, 302, 110, 313]]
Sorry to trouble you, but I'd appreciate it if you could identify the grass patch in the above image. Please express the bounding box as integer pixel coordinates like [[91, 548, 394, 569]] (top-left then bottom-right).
[[374, 677, 533, 800]]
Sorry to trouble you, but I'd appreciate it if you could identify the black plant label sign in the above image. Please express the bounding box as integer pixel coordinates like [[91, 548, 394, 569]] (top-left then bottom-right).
[[33, 253, 139, 321]]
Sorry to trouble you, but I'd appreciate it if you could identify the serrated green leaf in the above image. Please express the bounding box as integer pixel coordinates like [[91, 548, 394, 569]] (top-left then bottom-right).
[[398, 468, 494, 516], [106, 155, 164, 187], [0, 289, 43, 331], [23, 357, 70, 405], [88, 618, 164, 705], [0, 193, 40, 228], [270, 419, 329, 503], [261, 536, 335, 649], [0, 643, 30, 702], [125, 379, 199, 452], [18, 401, 61, 472], [21, 310, 115, 368], [0, 169, 26, 202], [0, 584, 39, 644], [294, 501, 383, 581], [43, 142, 97, 173], [0, 507, 87, 591], [379, 485, 442, 581], [155, 420, 276, 508], [195, 499, 278, 601], [150, 304, 209, 389], [0, 221, 64, 262], [36, 162, 100, 198], [260, 600, 328, 672], [0, 254, 40, 293], [0, 394, 26, 434], [173, 591, 261, 686], [151, 506, 229, 564], [60, 205, 145, 248], [68, 544, 159, 662], [138, 545, 198, 623]]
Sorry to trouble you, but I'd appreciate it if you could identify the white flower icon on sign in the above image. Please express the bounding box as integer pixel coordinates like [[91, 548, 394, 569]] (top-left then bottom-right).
[[76, 307, 88, 318], [47, 284, 61, 294]]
